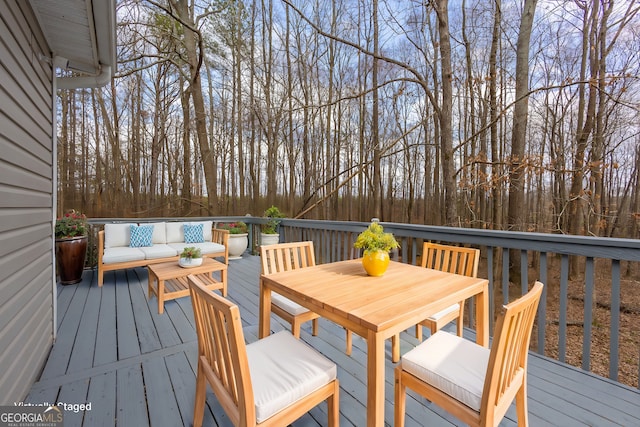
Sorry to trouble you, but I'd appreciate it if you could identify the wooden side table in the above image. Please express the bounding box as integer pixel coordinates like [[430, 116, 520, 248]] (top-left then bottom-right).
[[148, 258, 227, 314]]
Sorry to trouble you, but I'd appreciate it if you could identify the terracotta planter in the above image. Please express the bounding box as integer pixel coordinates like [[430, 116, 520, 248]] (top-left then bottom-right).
[[55, 235, 88, 285], [361, 250, 390, 277], [228, 233, 249, 259]]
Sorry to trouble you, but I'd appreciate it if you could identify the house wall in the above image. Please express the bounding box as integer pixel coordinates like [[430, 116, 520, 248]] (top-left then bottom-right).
[[0, 1, 55, 401]]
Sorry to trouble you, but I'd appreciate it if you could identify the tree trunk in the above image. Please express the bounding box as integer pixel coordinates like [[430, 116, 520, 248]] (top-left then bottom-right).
[[507, 0, 537, 280], [170, 0, 217, 213], [434, 0, 456, 225]]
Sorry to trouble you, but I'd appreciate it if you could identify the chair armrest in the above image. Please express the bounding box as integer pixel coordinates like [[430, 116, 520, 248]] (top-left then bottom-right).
[[212, 228, 230, 264], [98, 230, 105, 263]]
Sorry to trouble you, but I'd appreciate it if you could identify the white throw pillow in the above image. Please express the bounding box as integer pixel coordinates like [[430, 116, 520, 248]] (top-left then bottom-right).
[[165, 222, 184, 243], [151, 222, 166, 244], [104, 223, 136, 248]]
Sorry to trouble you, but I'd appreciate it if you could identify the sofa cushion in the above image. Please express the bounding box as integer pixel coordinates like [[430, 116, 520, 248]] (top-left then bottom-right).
[[184, 223, 204, 243], [130, 224, 154, 248], [102, 247, 146, 264], [165, 222, 184, 243], [139, 244, 178, 260], [168, 242, 225, 255], [104, 223, 136, 248], [151, 222, 166, 244]]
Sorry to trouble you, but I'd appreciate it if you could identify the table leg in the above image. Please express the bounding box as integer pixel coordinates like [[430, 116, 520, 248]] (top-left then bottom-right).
[[391, 334, 400, 363], [158, 279, 165, 314], [367, 329, 385, 427], [147, 269, 154, 299], [220, 268, 228, 296], [259, 278, 271, 339], [476, 282, 489, 347]]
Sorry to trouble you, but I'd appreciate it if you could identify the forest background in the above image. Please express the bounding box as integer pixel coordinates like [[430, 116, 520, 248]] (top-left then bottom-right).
[[57, 0, 640, 239], [54, 0, 640, 387]]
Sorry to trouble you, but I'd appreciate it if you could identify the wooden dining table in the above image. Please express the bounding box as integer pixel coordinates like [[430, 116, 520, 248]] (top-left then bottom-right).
[[259, 258, 489, 427]]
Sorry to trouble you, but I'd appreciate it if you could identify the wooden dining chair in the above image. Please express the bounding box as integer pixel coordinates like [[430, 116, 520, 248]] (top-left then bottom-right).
[[260, 241, 354, 355], [394, 281, 543, 427], [417, 242, 480, 340], [188, 274, 339, 427], [390, 243, 480, 362]]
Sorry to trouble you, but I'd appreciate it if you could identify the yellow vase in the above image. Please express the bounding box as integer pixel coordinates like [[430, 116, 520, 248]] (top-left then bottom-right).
[[362, 250, 390, 277]]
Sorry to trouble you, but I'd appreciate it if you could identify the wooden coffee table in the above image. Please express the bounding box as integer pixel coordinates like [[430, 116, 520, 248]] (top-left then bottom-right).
[[148, 258, 227, 314]]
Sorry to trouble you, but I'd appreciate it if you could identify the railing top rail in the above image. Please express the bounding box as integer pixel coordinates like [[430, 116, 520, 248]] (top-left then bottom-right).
[[87, 217, 640, 261]]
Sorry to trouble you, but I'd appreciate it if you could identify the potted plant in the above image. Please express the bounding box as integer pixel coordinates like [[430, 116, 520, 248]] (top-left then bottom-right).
[[55, 209, 88, 284], [218, 221, 249, 259], [179, 246, 203, 268], [353, 221, 399, 276], [261, 205, 284, 246]]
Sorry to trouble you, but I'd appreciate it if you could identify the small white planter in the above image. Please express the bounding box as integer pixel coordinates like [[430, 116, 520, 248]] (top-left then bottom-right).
[[260, 233, 280, 247], [179, 257, 203, 268], [228, 233, 249, 259]]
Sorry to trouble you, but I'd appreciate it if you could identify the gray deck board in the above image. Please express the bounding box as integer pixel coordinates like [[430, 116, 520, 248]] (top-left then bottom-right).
[[128, 269, 163, 354], [115, 270, 140, 359], [84, 371, 117, 427], [94, 274, 117, 366], [25, 254, 640, 426], [116, 365, 149, 426], [57, 379, 89, 427], [143, 356, 184, 427]]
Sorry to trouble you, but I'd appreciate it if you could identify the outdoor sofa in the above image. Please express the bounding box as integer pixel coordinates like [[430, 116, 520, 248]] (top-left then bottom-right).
[[97, 220, 229, 286]]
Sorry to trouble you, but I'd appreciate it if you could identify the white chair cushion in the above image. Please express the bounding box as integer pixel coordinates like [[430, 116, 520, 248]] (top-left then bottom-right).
[[427, 302, 460, 321], [139, 244, 178, 260], [102, 247, 145, 264], [401, 331, 489, 412], [246, 331, 337, 423], [104, 223, 136, 248], [167, 242, 225, 255], [271, 293, 310, 316], [151, 222, 166, 244]]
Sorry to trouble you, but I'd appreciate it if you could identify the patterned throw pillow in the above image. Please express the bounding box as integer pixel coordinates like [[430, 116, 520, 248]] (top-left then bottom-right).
[[184, 223, 204, 243], [130, 224, 154, 247]]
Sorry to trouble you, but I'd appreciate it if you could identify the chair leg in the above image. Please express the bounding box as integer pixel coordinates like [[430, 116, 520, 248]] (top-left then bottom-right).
[[312, 318, 319, 336], [193, 361, 207, 427], [345, 329, 352, 355], [327, 381, 340, 427], [515, 382, 529, 427], [456, 303, 465, 337], [394, 366, 406, 427], [415, 324, 423, 341], [292, 319, 301, 338], [391, 334, 400, 363]]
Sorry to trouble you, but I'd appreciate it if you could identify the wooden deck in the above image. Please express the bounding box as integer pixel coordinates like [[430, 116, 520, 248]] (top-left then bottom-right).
[[26, 255, 640, 426]]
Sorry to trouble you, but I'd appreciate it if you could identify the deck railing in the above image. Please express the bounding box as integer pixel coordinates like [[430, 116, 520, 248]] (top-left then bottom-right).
[[88, 217, 640, 388]]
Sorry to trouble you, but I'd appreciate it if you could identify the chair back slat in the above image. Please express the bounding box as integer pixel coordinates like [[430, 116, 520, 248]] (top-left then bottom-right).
[[481, 281, 543, 420], [261, 241, 316, 275], [189, 274, 255, 425], [421, 243, 480, 277]]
